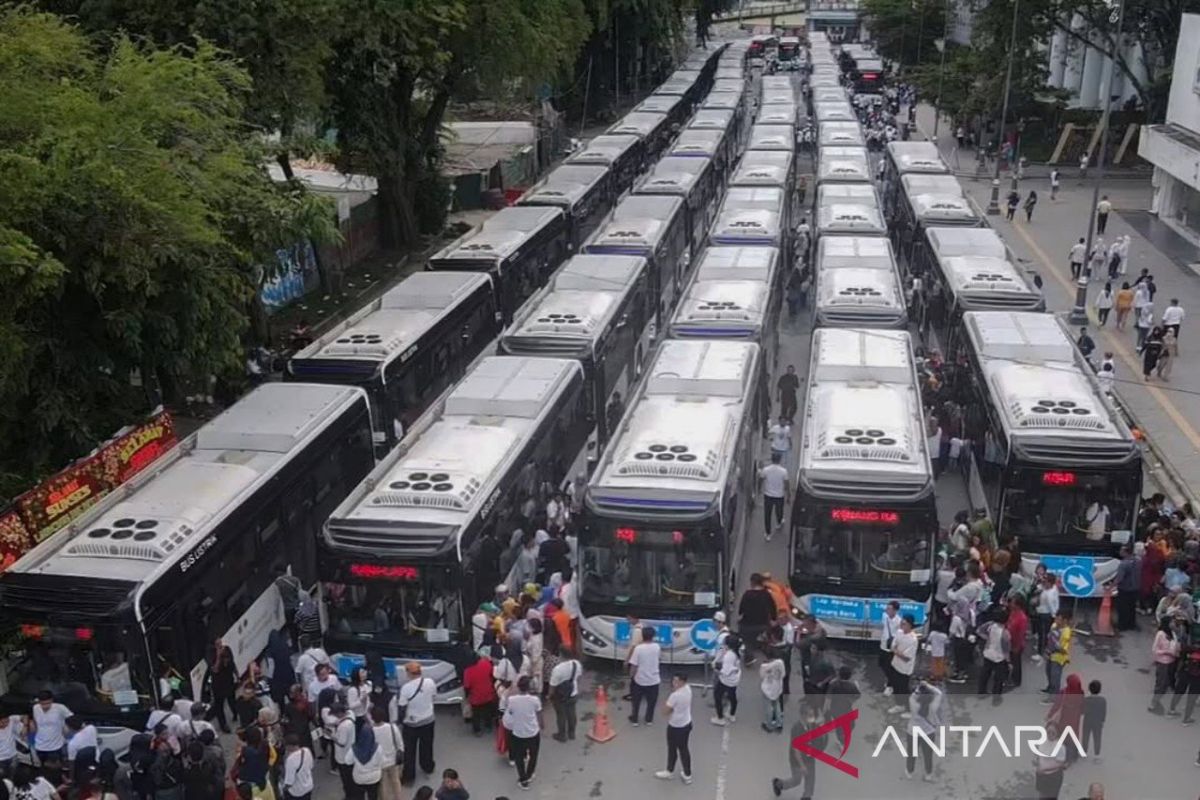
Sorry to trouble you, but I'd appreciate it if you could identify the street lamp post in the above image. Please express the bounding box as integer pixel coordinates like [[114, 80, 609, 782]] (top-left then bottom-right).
[[986, 0, 1021, 215], [1069, 0, 1127, 325], [931, 0, 950, 141]]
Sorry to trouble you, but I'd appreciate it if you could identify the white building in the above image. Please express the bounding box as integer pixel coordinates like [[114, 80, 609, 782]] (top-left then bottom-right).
[[948, 0, 1144, 111], [1139, 13, 1200, 244]]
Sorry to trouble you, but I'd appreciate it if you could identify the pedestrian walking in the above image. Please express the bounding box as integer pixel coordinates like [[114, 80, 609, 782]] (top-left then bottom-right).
[[886, 615, 919, 714], [771, 704, 824, 798], [1081, 679, 1106, 760], [1068, 238, 1086, 280], [1143, 329, 1165, 380], [1031, 572, 1059, 661], [758, 453, 789, 541], [1168, 646, 1200, 723], [759, 652, 786, 732], [1094, 283, 1114, 325], [777, 365, 800, 423], [461, 653, 497, 736], [711, 634, 743, 726], [1005, 190, 1019, 221], [627, 626, 662, 726], [1114, 282, 1134, 328], [903, 681, 943, 782], [1135, 303, 1154, 351], [1007, 596, 1029, 688], [1158, 327, 1176, 381], [1075, 327, 1095, 364], [1096, 195, 1112, 234], [502, 677, 542, 790], [547, 646, 580, 741], [1050, 168, 1061, 200], [1023, 190, 1038, 222], [1162, 298, 1185, 344], [655, 674, 693, 784], [29, 690, 71, 786], [397, 663, 437, 786], [826, 666, 860, 748], [1149, 618, 1181, 714], [1079, 151, 1089, 181], [738, 575, 776, 662], [767, 416, 792, 467], [1106, 239, 1122, 279], [1088, 239, 1107, 280]]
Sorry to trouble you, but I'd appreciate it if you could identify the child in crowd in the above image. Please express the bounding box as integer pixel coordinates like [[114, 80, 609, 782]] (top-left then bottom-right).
[[759, 652, 786, 733]]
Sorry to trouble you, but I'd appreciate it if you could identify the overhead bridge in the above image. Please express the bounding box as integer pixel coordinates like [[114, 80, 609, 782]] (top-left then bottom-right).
[[714, 2, 807, 21]]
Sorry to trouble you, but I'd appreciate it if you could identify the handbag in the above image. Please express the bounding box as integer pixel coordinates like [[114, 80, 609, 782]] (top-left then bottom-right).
[[494, 722, 508, 756], [552, 662, 577, 703], [461, 697, 473, 721]]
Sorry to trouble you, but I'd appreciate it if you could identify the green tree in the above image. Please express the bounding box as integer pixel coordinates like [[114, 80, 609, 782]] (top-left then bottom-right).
[[862, 0, 948, 70], [0, 8, 335, 498]]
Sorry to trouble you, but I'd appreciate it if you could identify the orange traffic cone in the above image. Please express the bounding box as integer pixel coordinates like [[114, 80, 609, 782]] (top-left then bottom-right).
[[587, 685, 617, 742], [1095, 585, 1115, 636]]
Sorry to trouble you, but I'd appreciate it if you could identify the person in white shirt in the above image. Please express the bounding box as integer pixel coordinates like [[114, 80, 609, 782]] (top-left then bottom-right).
[[323, 702, 356, 798], [0, 714, 24, 775], [767, 417, 792, 462], [1068, 238, 1086, 280], [1050, 168, 1060, 200], [711, 634, 743, 726], [396, 662, 437, 785], [1084, 500, 1110, 540], [547, 646, 581, 742], [502, 676, 543, 789], [10, 764, 60, 800], [306, 663, 341, 704], [296, 640, 332, 690], [758, 453, 790, 541], [655, 674, 694, 784], [1031, 572, 1060, 660], [977, 610, 1012, 701], [281, 735, 315, 800], [64, 717, 97, 763], [145, 697, 182, 736], [346, 668, 373, 719], [759, 654, 785, 732], [183, 705, 215, 742], [627, 627, 662, 726], [878, 601, 902, 696], [1162, 298, 1185, 343], [887, 615, 919, 714], [369, 707, 402, 800], [350, 716, 383, 797], [28, 691, 71, 783]]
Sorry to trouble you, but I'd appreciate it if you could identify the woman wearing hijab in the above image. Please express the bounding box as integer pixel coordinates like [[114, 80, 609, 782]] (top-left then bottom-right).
[[1046, 673, 1085, 763], [350, 717, 382, 800], [524, 619, 545, 695], [1142, 327, 1165, 380]]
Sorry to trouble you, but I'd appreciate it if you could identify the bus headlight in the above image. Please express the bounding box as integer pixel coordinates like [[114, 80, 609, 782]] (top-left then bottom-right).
[[580, 627, 607, 647]]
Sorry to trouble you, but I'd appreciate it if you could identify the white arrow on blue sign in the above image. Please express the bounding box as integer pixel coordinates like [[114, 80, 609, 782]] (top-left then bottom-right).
[[1060, 564, 1095, 598], [689, 618, 721, 651]]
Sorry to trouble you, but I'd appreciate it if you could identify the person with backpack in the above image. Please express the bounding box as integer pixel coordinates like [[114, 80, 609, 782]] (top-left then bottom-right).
[[182, 740, 223, 800], [547, 645, 580, 742], [151, 734, 186, 800], [711, 633, 743, 726], [309, 665, 342, 762], [324, 701, 355, 798]]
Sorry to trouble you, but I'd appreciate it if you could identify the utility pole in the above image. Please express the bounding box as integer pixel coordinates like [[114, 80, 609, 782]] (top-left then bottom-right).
[[986, 0, 1020, 215], [1069, 0, 1127, 325]]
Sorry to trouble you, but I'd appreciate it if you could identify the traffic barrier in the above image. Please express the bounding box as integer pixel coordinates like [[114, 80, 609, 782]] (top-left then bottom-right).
[[1095, 585, 1114, 636], [587, 685, 617, 742]]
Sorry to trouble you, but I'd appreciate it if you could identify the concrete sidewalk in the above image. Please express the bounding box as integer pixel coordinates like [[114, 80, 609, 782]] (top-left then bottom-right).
[[950, 173, 1200, 503]]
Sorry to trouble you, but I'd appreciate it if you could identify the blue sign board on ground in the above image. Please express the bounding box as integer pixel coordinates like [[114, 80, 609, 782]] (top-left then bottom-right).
[[689, 618, 721, 651]]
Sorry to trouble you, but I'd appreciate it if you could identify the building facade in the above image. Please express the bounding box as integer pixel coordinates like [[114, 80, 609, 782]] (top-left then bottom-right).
[[1139, 13, 1200, 244], [947, 0, 1144, 111]]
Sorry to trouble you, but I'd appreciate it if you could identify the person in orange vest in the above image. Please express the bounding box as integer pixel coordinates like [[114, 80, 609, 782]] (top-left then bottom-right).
[[762, 573, 794, 618]]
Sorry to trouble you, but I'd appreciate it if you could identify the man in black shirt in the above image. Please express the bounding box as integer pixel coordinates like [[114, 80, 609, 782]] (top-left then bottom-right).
[[738, 573, 777, 663], [777, 365, 800, 423]]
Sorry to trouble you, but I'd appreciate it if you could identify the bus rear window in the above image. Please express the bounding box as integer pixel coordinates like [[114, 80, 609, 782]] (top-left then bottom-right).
[[7, 624, 147, 709]]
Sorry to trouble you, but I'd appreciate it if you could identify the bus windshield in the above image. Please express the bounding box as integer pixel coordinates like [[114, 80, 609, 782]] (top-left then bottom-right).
[[794, 507, 934, 587], [323, 564, 465, 646], [580, 524, 721, 609], [1000, 469, 1139, 539], [6, 624, 149, 712]]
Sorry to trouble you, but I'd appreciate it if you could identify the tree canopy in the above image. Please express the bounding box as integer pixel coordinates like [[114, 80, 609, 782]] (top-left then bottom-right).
[[0, 8, 335, 499]]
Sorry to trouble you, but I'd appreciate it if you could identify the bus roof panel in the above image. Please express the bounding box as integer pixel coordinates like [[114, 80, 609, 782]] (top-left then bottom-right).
[[962, 310, 1075, 363], [925, 227, 1006, 259], [695, 246, 780, 281]]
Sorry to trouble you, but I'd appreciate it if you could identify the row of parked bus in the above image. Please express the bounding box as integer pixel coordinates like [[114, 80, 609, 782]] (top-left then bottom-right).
[[0, 41, 767, 722], [787, 33, 1142, 642]]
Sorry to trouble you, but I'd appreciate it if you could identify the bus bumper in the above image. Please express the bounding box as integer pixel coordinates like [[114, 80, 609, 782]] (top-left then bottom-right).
[[794, 594, 929, 640], [329, 652, 464, 704], [579, 615, 710, 664]]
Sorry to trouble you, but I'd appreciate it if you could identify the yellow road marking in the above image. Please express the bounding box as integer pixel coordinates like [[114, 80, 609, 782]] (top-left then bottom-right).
[[1008, 220, 1200, 452]]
